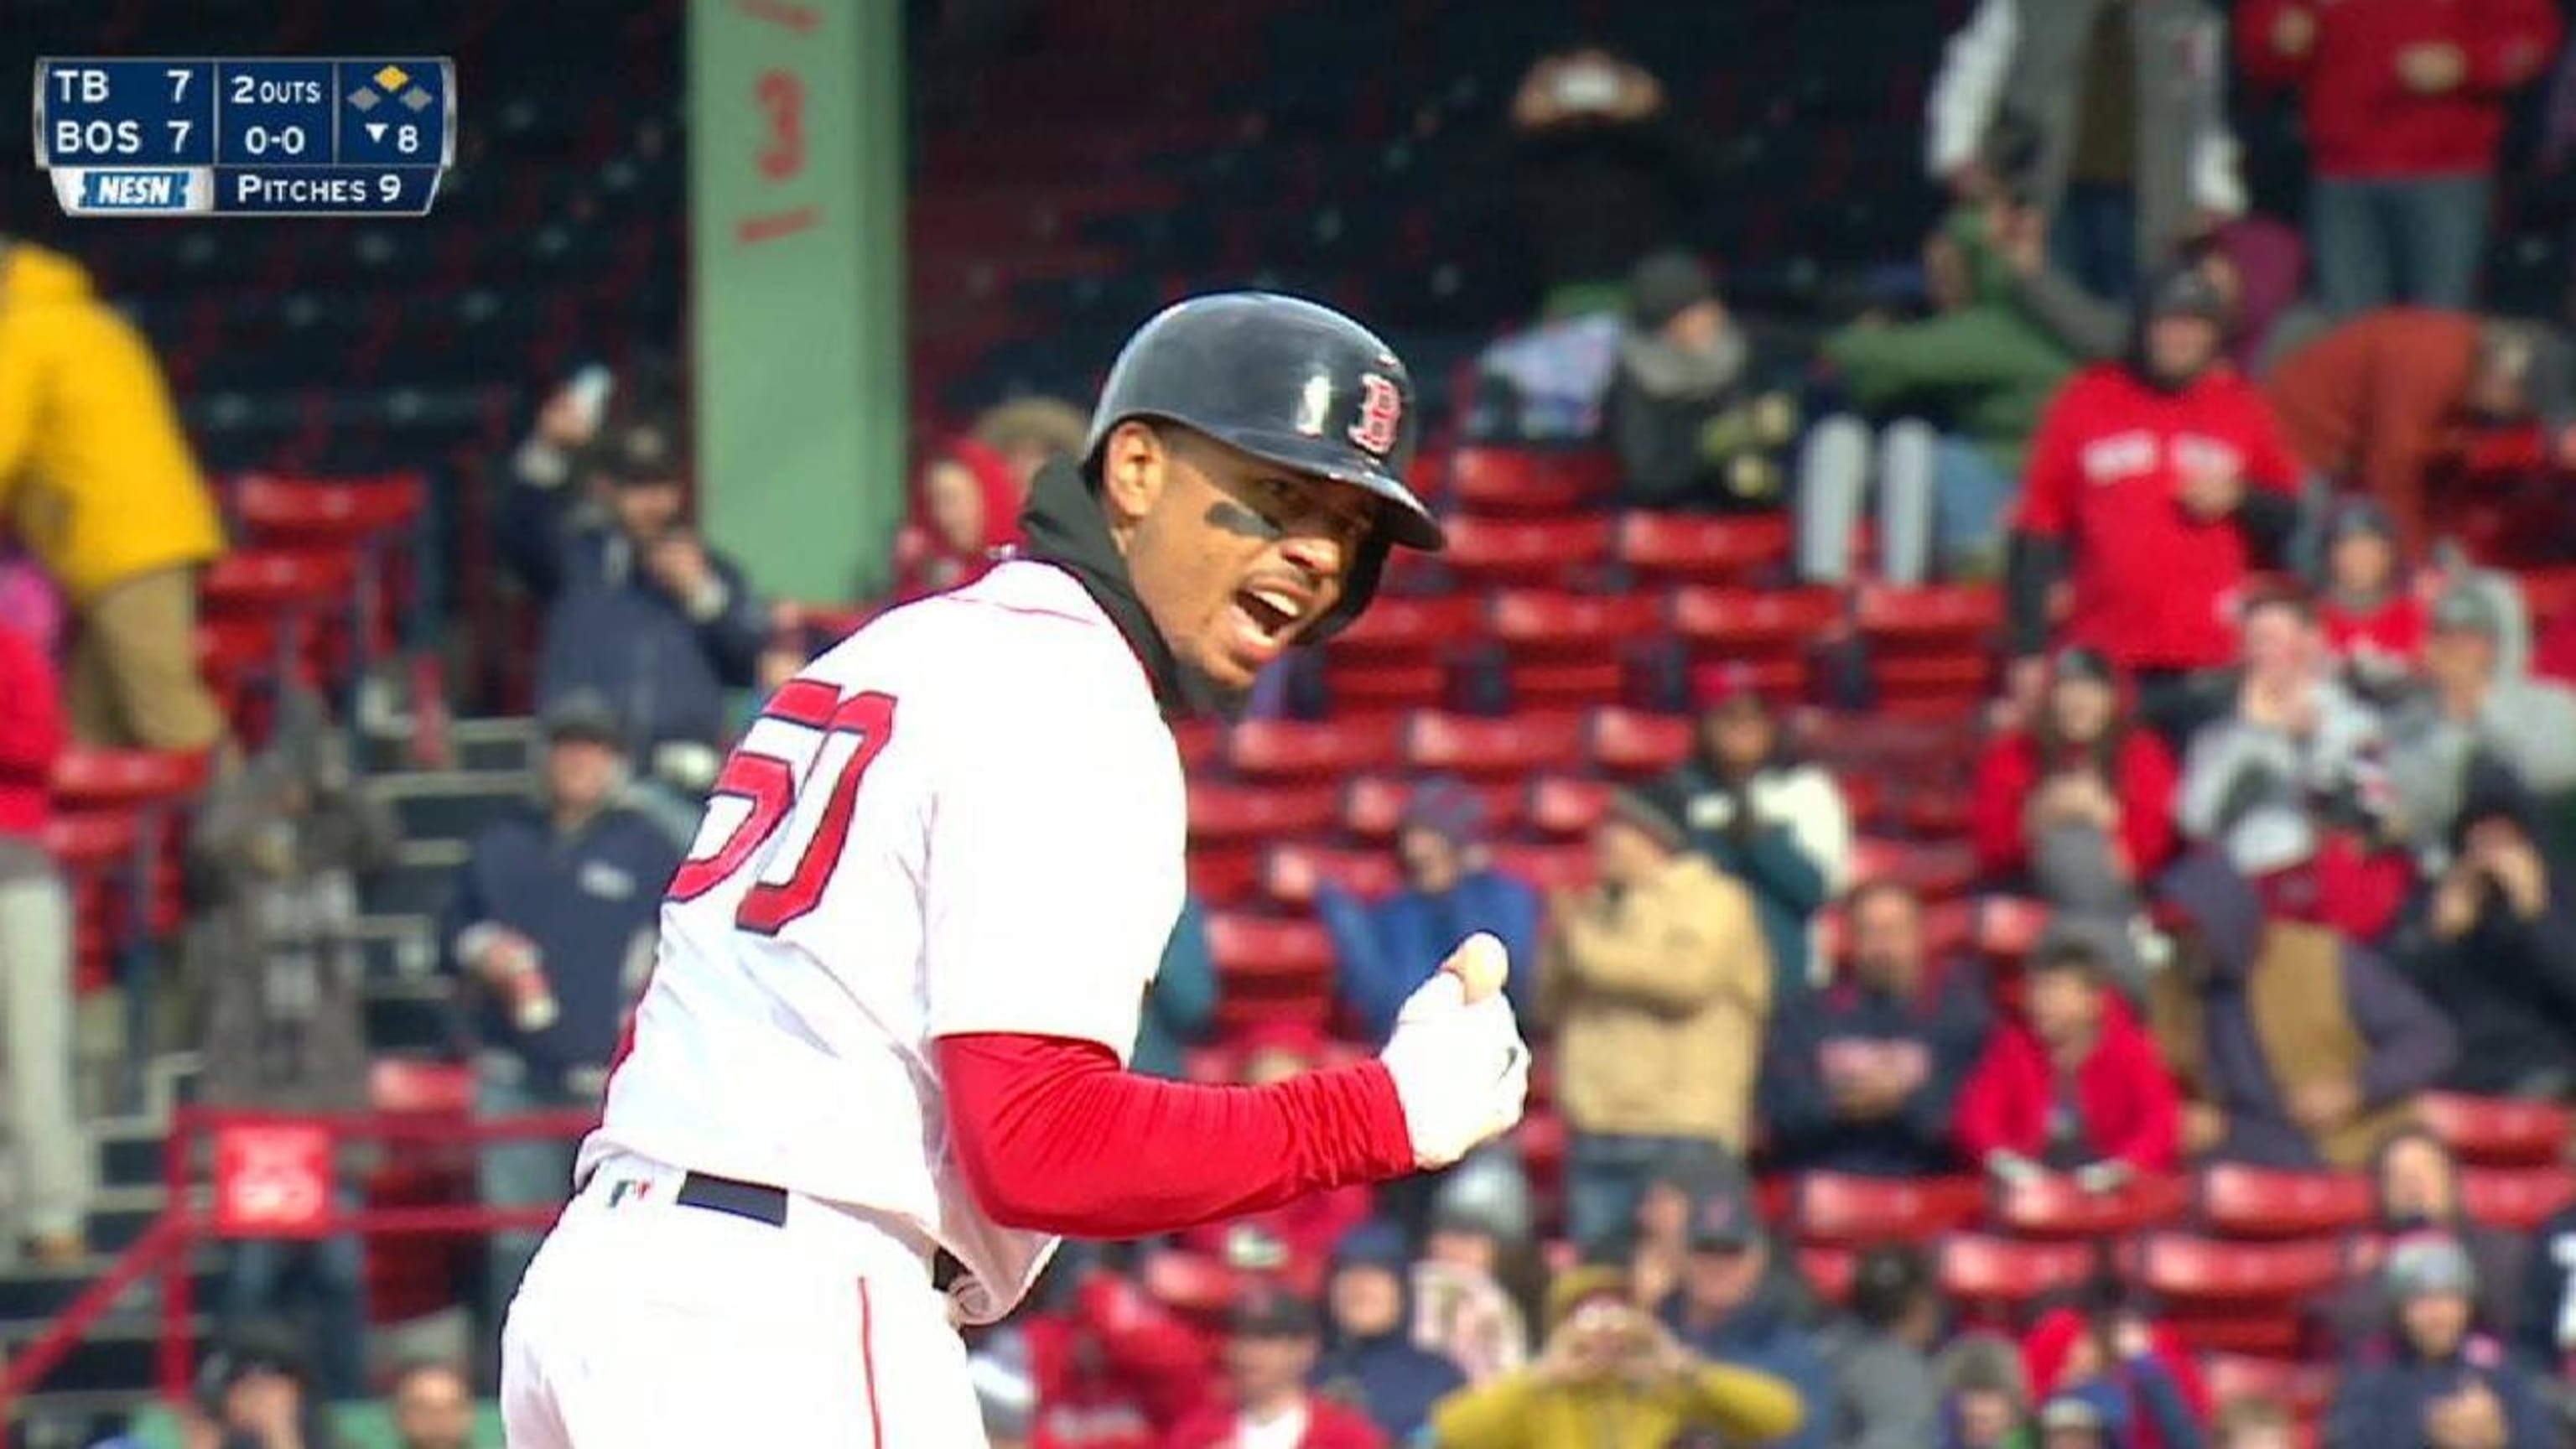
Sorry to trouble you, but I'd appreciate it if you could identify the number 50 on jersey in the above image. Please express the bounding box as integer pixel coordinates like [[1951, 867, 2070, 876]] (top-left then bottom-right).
[[34, 57, 455, 217]]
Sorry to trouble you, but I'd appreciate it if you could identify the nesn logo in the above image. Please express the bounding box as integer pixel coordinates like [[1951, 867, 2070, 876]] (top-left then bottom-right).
[[81, 170, 189, 209]]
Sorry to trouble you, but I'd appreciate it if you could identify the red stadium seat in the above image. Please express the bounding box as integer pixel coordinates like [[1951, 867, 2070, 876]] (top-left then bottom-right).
[[1849, 838, 1980, 900], [1587, 708, 1694, 777], [1140, 1249, 1239, 1317], [1791, 1173, 1985, 1247], [1977, 896, 2050, 963], [40, 812, 139, 874], [1441, 515, 1615, 585], [2198, 1354, 2334, 1421], [1992, 1172, 2189, 1239], [1338, 775, 1524, 843], [1188, 782, 1341, 843], [2515, 564, 2576, 632], [2417, 1093, 2571, 1167], [1490, 842, 1593, 891], [1853, 582, 2004, 647], [231, 472, 424, 543], [201, 547, 359, 613], [370, 1057, 476, 1115], [1938, 1234, 2095, 1317], [1402, 712, 1587, 778], [1326, 595, 1480, 710], [1614, 512, 1793, 584], [2137, 1233, 2344, 1298], [1525, 775, 1616, 839], [51, 748, 214, 809], [1485, 589, 1663, 709], [2197, 1165, 2374, 1239], [1669, 585, 1841, 697], [1202, 914, 1334, 985], [1225, 718, 1404, 782], [1259, 843, 1403, 907], [1799, 1246, 1859, 1306], [2459, 1166, 2576, 1232], [1447, 447, 1621, 515], [1170, 719, 1223, 771]]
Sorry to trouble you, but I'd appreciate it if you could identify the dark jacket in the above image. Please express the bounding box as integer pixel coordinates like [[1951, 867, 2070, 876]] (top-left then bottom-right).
[[1761, 960, 1992, 1176], [188, 699, 397, 1114], [2392, 771, 2576, 1097], [440, 797, 683, 1083], [1601, 327, 1789, 512], [1131, 894, 1218, 1079], [1312, 1221, 1466, 1443], [2514, 1206, 2576, 1373], [2326, 1334, 2556, 1449], [501, 478, 767, 758], [1664, 1277, 1836, 1449], [1815, 1318, 1942, 1449], [1318, 869, 1543, 1043], [2150, 853, 2454, 1170]]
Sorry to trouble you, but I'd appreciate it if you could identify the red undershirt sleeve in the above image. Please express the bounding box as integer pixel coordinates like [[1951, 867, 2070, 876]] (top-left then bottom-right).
[[935, 1031, 1417, 1239]]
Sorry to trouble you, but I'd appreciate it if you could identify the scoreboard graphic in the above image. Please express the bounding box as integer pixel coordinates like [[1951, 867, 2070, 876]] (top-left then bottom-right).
[[34, 58, 456, 217]]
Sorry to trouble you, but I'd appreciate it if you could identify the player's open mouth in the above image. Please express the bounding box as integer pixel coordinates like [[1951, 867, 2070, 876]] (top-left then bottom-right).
[[1227, 584, 1307, 663]]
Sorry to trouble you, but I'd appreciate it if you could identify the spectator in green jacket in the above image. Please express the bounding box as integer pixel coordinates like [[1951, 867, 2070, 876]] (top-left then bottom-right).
[[1798, 205, 2080, 584]]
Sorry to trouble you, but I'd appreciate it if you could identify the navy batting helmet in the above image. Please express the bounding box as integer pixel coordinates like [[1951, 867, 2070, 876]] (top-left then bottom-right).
[[1084, 292, 1444, 640]]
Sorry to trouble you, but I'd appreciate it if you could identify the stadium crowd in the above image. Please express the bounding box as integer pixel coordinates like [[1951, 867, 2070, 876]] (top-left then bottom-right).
[[11, 0, 2576, 1446]]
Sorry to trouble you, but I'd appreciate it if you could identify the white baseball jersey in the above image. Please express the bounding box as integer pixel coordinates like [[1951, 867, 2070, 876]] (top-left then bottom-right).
[[580, 558, 1188, 1323]]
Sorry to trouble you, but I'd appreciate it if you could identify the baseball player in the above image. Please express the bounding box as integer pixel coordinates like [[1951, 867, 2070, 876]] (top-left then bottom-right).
[[498, 293, 1532, 1446]]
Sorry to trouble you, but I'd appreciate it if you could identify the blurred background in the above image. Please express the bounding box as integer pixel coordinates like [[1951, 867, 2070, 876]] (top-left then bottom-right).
[[4, 0, 2576, 1446]]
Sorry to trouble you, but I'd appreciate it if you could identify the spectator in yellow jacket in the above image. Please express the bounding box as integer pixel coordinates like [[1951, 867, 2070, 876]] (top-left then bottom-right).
[[0, 241, 225, 749], [1429, 1264, 1804, 1449]]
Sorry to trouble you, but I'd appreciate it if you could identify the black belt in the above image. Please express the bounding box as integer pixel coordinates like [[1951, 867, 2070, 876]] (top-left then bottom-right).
[[672, 1169, 967, 1291], [676, 1171, 789, 1226]]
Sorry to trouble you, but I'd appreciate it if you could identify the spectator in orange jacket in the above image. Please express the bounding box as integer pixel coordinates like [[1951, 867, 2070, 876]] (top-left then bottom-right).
[[2262, 310, 2576, 555], [1971, 646, 2179, 920], [2236, 0, 2561, 318], [1165, 1288, 1387, 1449], [1955, 934, 2183, 1187]]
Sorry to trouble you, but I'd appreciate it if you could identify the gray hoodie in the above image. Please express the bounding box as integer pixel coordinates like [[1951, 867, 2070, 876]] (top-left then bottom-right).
[[2177, 675, 2386, 875], [2384, 571, 2576, 865]]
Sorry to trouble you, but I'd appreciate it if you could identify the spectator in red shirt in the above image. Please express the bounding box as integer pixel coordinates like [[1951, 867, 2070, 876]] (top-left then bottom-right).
[[1971, 646, 2179, 923], [0, 617, 83, 1263], [1011, 1271, 1213, 1449], [2314, 499, 2430, 703], [1955, 934, 2183, 1187], [2236, 0, 2561, 318], [2020, 1280, 2214, 1449], [1166, 1287, 1388, 1449], [2007, 262, 2306, 746], [890, 437, 1026, 604]]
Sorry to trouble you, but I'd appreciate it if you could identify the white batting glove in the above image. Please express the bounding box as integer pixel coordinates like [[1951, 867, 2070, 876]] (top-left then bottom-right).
[[1378, 959, 1531, 1170]]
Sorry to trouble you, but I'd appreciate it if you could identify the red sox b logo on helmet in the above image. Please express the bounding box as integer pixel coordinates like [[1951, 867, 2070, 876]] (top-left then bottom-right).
[[1350, 373, 1403, 457]]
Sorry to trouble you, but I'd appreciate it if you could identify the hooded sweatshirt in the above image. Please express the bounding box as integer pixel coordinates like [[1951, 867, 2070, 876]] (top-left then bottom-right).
[[1822, 209, 2078, 480], [1317, 779, 1544, 1043], [2314, 499, 2428, 700], [2384, 569, 2576, 864], [1312, 1221, 1467, 1443], [891, 437, 1025, 603], [2393, 767, 2576, 1096], [2146, 852, 2454, 1169], [2019, 1316, 2210, 1449]]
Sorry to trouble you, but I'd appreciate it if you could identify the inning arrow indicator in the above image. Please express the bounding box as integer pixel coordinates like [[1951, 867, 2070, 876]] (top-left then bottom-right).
[[366, 122, 388, 143]]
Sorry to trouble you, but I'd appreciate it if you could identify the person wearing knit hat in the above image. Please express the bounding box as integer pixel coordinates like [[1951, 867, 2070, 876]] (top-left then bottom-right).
[[2385, 566, 2576, 864], [1316, 775, 1543, 1046], [1427, 1261, 1805, 1449], [1658, 667, 1853, 995], [2312, 497, 2427, 704], [1604, 249, 1801, 512], [2006, 256, 2307, 745], [1545, 773, 1774, 1255], [2324, 1232, 2554, 1449], [1313, 1220, 1465, 1442]]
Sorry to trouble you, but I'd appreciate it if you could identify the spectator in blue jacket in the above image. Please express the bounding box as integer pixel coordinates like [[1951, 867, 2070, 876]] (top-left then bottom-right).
[[500, 382, 768, 799], [1658, 1176, 1835, 1449], [1314, 1219, 1465, 1443], [1317, 778, 1541, 1041], [1131, 893, 1218, 1080], [442, 692, 683, 1338], [1762, 880, 1991, 1176], [2329, 1235, 2555, 1449]]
